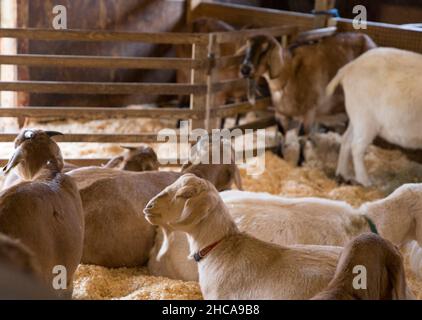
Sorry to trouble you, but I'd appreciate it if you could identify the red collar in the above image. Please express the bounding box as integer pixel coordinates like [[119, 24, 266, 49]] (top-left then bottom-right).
[[193, 239, 223, 262]]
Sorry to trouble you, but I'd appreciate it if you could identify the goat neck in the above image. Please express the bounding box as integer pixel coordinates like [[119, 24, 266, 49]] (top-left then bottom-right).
[[186, 200, 238, 257]]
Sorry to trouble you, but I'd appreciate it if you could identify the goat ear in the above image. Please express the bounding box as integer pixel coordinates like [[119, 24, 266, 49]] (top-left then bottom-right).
[[175, 194, 212, 228], [103, 156, 124, 169], [45, 131, 64, 138], [175, 185, 198, 199], [3, 147, 23, 174], [269, 45, 283, 79]]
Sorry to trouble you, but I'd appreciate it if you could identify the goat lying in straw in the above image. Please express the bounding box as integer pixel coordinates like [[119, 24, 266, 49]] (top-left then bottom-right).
[[144, 174, 341, 299], [148, 184, 422, 281]]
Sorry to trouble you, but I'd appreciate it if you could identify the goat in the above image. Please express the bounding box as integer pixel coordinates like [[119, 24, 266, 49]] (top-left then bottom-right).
[[0, 129, 84, 297], [327, 47, 422, 186], [241, 32, 376, 135], [312, 233, 414, 300], [103, 145, 160, 172], [148, 183, 422, 281], [67, 153, 242, 267], [144, 174, 342, 299]]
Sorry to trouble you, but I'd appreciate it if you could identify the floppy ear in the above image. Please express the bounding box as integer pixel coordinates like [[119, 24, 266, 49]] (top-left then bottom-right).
[[3, 147, 23, 174], [269, 44, 283, 79], [103, 155, 124, 168], [175, 184, 199, 199], [174, 195, 212, 228]]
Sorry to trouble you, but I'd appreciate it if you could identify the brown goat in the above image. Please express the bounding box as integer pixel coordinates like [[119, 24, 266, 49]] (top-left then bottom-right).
[[312, 233, 414, 300], [0, 130, 84, 297], [104, 145, 160, 172], [67, 141, 243, 267], [241, 32, 376, 134]]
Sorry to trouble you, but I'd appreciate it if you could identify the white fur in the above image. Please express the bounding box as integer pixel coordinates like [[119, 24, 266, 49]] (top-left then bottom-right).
[[327, 48, 422, 186], [149, 184, 422, 281]]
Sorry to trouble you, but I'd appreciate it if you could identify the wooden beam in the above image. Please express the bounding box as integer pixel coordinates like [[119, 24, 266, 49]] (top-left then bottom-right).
[[0, 54, 204, 70], [314, 0, 336, 28], [0, 133, 178, 143], [0, 81, 207, 95], [0, 28, 209, 44], [194, 2, 314, 29], [187, 0, 203, 25], [0, 106, 202, 120]]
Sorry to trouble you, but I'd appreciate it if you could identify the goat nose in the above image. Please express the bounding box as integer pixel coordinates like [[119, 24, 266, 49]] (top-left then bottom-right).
[[241, 64, 252, 77], [146, 203, 154, 210]]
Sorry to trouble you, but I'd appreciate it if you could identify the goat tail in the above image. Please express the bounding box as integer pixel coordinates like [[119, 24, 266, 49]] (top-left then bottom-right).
[[326, 67, 347, 98]]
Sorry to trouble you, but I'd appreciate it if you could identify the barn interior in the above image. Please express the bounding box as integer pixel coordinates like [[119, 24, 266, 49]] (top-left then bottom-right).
[[0, 0, 422, 300]]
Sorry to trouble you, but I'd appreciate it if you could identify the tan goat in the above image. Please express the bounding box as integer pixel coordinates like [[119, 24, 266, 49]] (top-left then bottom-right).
[[0, 129, 84, 297], [312, 233, 414, 300], [241, 32, 376, 134], [144, 174, 342, 299]]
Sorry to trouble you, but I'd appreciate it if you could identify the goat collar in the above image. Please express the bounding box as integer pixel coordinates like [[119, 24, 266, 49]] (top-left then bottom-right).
[[193, 238, 224, 262], [363, 215, 379, 235]]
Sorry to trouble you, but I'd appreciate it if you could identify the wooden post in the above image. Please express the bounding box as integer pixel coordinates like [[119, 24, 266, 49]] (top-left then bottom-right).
[[314, 0, 336, 28], [190, 38, 209, 131], [186, 0, 202, 25]]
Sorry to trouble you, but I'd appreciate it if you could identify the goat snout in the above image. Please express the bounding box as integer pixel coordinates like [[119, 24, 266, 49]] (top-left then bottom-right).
[[143, 203, 154, 215], [240, 64, 253, 78]]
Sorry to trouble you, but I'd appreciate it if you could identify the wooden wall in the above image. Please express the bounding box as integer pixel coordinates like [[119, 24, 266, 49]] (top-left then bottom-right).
[[18, 0, 186, 107]]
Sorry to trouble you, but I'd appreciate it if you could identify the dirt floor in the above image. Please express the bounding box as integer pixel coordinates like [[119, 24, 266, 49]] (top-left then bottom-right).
[[0, 116, 421, 300]]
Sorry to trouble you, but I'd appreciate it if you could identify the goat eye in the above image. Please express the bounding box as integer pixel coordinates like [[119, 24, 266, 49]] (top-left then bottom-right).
[[24, 131, 34, 139]]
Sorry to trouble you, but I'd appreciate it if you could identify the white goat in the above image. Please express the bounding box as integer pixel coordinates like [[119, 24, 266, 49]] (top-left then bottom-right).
[[327, 48, 422, 186], [144, 174, 341, 300], [0, 130, 84, 297], [312, 233, 414, 300], [148, 183, 422, 281]]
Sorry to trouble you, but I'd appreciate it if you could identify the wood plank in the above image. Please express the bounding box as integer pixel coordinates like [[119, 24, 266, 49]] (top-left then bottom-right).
[[0, 81, 207, 95], [214, 25, 299, 44], [313, 0, 336, 28], [229, 115, 276, 132], [211, 78, 247, 93], [0, 158, 182, 167], [0, 133, 179, 143], [0, 54, 203, 70], [212, 97, 271, 118], [0, 28, 209, 44], [0, 106, 202, 119], [194, 2, 314, 29]]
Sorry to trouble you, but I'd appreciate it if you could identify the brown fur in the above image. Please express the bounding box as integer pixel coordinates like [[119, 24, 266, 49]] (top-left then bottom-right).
[[312, 233, 413, 300], [0, 130, 84, 297], [242, 33, 376, 132], [67, 160, 242, 267], [0, 233, 40, 277]]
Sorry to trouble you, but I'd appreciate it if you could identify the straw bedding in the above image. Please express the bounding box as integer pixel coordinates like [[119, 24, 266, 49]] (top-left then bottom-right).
[[0, 117, 421, 300]]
